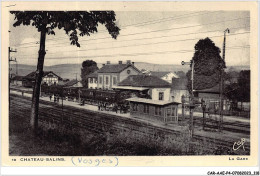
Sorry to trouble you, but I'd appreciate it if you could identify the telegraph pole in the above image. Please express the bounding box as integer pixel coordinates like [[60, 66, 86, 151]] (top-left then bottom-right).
[[9, 47, 17, 79], [219, 28, 229, 131], [182, 60, 195, 138], [8, 47, 17, 109]]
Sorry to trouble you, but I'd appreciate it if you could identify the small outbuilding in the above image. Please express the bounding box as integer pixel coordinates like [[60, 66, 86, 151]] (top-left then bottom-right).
[[11, 75, 23, 86], [127, 97, 180, 123]]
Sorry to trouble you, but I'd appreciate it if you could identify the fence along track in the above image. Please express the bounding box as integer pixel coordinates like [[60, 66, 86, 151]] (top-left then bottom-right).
[[10, 94, 250, 151]]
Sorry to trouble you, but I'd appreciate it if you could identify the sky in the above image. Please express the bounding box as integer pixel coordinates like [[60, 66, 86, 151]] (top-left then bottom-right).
[[9, 11, 250, 67]]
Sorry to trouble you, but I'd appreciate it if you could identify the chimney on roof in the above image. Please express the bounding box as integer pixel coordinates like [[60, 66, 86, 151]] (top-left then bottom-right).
[[107, 61, 110, 65], [126, 60, 131, 65], [132, 62, 135, 65], [118, 61, 122, 64]]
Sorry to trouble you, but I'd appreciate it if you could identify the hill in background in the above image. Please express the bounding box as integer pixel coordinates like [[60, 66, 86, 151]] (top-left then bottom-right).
[[10, 62, 249, 80]]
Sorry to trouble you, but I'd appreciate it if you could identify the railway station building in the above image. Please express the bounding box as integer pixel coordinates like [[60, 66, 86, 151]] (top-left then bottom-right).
[[117, 75, 180, 123], [97, 60, 141, 90]]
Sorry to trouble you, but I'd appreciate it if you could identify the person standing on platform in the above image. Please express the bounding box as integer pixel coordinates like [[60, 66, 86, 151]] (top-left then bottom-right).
[[98, 102, 101, 111]]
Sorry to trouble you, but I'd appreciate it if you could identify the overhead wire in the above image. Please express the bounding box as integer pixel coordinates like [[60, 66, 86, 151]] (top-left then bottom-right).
[[13, 16, 249, 49], [15, 31, 248, 57], [11, 11, 208, 47], [16, 45, 250, 59]]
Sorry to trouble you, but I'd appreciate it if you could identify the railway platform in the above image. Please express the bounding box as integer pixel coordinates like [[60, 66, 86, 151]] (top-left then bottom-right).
[[10, 90, 250, 149]]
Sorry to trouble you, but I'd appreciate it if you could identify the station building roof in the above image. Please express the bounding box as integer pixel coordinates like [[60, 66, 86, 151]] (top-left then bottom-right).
[[23, 71, 62, 80], [126, 97, 180, 106], [118, 75, 171, 88], [98, 64, 140, 73], [112, 85, 149, 91]]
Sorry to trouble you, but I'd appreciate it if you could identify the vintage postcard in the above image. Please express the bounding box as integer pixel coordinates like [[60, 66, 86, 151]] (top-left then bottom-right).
[[1, 1, 259, 171]]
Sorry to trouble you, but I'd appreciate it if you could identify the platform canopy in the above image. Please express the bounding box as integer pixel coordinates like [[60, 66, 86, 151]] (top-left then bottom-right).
[[112, 86, 149, 91], [126, 97, 180, 106]]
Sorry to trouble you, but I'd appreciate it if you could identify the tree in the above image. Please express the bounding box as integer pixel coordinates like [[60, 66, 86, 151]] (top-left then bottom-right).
[[81, 60, 99, 87], [225, 70, 250, 103], [187, 37, 225, 93], [10, 11, 120, 133], [238, 70, 250, 102]]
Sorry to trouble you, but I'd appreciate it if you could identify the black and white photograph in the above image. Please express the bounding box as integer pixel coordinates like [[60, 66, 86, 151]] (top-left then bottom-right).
[[2, 1, 258, 172]]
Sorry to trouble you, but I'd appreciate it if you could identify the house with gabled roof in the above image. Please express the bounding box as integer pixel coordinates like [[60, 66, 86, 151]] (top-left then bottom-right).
[[97, 60, 141, 90], [22, 71, 62, 87]]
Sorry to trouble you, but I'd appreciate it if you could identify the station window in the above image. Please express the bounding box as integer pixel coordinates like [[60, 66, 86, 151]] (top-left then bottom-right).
[[105, 76, 109, 85], [171, 107, 176, 116], [166, 108, 171, 116], [159, 92, 164, 100], [99, 76, 102, 84], [144, 104, 149, 114], [155, 106, 162, 116]]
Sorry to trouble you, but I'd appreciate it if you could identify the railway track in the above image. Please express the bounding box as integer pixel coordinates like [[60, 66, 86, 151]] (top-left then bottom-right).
[[9, 94, 250, 152], [193, 118, 250, 134]]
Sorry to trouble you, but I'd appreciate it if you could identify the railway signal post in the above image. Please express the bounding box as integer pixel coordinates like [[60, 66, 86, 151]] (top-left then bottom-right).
[[181, 60, 195, 138], [219, 28, 229, 132]]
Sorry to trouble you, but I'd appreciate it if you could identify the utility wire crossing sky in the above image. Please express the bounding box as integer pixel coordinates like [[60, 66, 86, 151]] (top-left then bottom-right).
[[9, 11, 250, 66]]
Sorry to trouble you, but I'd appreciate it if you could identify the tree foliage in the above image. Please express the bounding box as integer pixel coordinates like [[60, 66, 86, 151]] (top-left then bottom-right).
[[186, 71, 220, 91], [81, 60, 99, 87], [10, 11, 120, 132], [187, 38, 225, 93], [193, 37, 224, 76], [11, 11, 120, 46], [225, 70, 250, 102], [238, 70, 250, 101]]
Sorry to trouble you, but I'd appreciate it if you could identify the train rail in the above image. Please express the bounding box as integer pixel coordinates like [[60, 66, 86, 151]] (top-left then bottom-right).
[[9, 94, 250, 152]]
